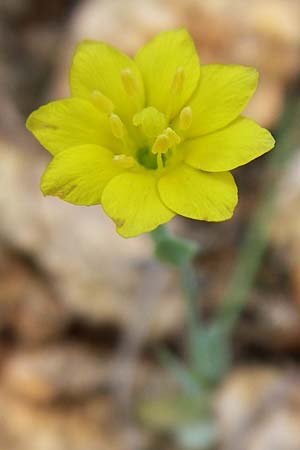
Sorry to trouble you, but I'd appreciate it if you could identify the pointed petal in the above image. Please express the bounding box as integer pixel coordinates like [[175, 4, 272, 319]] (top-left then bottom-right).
[[41, 145, 122, 205], [26, 98, 122, 155], [135, 28, 200, 120], [158, 164, 237, 221], [70, 40, 145, 123], [184, 116, 275, 172], [101, 171, 174, 237], [175, 64, 258, 138]]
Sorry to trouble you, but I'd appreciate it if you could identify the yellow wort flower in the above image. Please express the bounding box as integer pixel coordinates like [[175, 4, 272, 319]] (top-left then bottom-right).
[[26, 29, 275, 237]]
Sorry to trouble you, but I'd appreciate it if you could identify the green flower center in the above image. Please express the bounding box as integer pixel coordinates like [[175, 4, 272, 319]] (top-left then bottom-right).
[[133, 106, 180, 170], [91, 68, 194, 172], [136, 147, 172, 170], [109, 101, 192, 171], [136, 146, 158, 170]]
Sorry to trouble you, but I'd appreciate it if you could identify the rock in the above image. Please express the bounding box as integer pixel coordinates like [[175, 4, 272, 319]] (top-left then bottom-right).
[[51, 0, 178, 98], [0, 138, 184, 340], [235, 292, 300, 352], [217, 366, 300, 450], [247, 408, 300, 450], [0, 388, 123, 450], [0, 250, 69, 343], [0, 346, 157, 450], [0, 0, 29, 20], [271, 151, 300, 255], [51, 0, 299, 127], [243, 78, 283, 131], [2, 344, 112, 403], [270, 151, 300, 313]]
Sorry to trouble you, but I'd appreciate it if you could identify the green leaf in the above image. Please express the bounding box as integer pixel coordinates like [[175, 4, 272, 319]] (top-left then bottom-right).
[[151, 225, 199, 267], [138, 392, 213, 431], [175, 420, 218, 450], [157, 348, 200, 395], [191, 324, 231, 386]]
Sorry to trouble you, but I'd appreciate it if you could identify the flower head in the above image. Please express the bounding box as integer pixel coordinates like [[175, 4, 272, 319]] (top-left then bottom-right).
[[26, 29, 275, 237]]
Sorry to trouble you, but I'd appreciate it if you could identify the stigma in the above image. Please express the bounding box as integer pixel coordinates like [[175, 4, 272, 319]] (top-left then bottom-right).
[[133, 107, 166, 138]]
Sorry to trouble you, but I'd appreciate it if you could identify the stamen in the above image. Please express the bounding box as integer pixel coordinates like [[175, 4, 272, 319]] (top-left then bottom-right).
[[151, 134, 170, 155], [165, 127, 181, 146], [171, 67, 185, 95], [179, 106, 193, 130], [121, 67, 138, 96], [156, 153, 163, 170], [113, 154, 136, 169], [91, 90, 114, 114], [110, 113, 124, 139]]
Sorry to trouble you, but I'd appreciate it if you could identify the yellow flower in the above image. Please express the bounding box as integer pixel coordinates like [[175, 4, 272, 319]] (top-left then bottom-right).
[[26, 29, 275, 238]]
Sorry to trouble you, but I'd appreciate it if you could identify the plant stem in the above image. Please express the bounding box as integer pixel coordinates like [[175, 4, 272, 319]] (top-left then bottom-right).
[[150, 225, 200, 364], [217, 97, 300, 333], [179, 260, 199, 360]]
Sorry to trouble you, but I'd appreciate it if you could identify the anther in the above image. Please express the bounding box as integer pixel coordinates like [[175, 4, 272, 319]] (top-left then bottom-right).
[[171, 67, 185, 95], [179, 106, 193, 130], [109, 113, 124, 139], [165, 128, 181, 146], [113, 154, 136, 169], [91, 90, 114, 114], [121, 67, 138, 96], [151, 134, 170, 155]]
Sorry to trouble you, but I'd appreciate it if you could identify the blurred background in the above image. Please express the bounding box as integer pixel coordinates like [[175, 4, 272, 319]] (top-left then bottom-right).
[[1, 0, 300, 449]]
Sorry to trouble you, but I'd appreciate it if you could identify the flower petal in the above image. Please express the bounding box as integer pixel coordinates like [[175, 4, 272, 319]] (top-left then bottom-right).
[[175, 64, 258, 138], [158, 164, 237, 221], [26, 98, 122, 155], [70, 40, 145, 123], [135, 28, 200, 120], [41, 145, 122, 205], [101, 171, 174, 237], [184, 116, 275, 172]]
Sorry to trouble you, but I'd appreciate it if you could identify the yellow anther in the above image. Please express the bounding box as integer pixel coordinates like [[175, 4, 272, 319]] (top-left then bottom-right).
[[91, 90, 114, 114], [179, 106, 193, 130], [110, 113, 124, 139], [121, 67, 138, 96], [152, 133, 170, 155], [165, 127, 181, 146], [113, 154, 136, 169], [171, 67, 185, 95]]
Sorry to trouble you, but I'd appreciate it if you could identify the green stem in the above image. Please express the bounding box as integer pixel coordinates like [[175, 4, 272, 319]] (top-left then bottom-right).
[[179, 260, 199, 359], [217, 97, 300, 333], [150, 223, 170, 242], [150, 225, 200, 364]]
